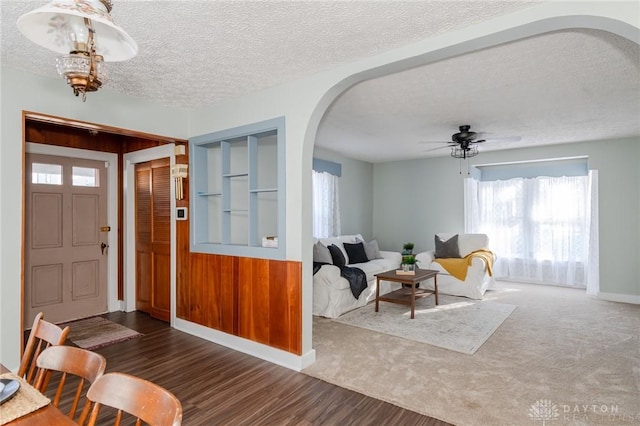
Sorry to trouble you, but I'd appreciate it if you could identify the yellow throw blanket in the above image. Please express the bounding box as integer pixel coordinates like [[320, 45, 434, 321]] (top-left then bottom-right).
[[433, 249, 495, 281]]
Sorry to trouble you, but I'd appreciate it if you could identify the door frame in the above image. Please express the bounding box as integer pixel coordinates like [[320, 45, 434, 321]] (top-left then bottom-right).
[[25, 142, 120, 312], [123, 145, 176, 326]]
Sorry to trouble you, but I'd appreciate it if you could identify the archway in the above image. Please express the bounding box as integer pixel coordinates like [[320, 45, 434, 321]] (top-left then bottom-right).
[[298, 2, 639, 365]]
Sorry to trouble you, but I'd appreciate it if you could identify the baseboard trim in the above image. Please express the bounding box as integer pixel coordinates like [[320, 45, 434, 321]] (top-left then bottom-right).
[[174, 318, 316, 371], [597, 292, 640, 305]]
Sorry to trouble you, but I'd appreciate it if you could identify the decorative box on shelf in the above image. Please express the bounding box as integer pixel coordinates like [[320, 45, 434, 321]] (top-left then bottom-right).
[[262, 236, 278, 248]]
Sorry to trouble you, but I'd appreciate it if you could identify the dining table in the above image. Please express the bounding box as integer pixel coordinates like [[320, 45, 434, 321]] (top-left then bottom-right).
[[0, 364, 76, 425]]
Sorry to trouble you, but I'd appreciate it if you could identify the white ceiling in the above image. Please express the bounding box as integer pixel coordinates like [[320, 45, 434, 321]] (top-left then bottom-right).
[[2, 1, 639, 163], [319, 29, 640, 162]]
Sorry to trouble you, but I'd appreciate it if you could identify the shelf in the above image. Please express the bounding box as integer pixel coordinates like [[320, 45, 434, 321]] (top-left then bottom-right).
[[190, 116, 286, 260]]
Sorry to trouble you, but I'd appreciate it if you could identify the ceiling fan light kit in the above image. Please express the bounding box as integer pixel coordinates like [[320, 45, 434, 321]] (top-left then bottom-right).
[[17, 0, 137, 101], [450, 145, 478, 159]]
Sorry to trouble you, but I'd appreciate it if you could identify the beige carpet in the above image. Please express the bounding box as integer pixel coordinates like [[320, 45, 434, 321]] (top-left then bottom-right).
[[304, 282, 640, 426], [334, 295, 516, 354], [60, 316, 142, 350]]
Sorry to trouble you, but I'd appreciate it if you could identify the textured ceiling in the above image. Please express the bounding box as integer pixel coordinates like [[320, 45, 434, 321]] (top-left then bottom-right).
[[319, 29, 640, 162], [2, 1, 639, 162]]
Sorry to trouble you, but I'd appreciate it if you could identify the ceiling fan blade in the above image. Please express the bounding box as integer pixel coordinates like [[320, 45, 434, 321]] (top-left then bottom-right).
[[422, 145, 450, 153], [419, 140, 450, 144], [483, 136, 522, 143]]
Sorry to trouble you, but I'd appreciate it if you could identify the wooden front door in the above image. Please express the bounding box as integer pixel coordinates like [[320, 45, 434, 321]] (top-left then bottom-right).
[[25, 154, 108, 325], [135, 158, 171, 322]]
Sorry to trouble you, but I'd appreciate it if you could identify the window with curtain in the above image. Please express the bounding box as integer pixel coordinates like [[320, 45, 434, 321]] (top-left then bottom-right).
[[312, 170, 341, 238], [464, 172, 599, 292]]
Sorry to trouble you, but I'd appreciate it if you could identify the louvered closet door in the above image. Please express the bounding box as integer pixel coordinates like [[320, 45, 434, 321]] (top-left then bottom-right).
[[135, 158, 171, 322]]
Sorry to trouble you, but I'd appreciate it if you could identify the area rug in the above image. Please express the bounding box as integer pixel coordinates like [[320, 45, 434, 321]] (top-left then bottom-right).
[[333, 295, 516, 354], [60, 316, 142, 350]]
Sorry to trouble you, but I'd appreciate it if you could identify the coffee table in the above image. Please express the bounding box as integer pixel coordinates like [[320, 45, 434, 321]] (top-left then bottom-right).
[[375, 268, 438, 319]]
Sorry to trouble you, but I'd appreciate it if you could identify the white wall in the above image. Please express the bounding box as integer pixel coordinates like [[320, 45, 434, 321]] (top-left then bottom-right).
[[313, 147, 374, 239], [373, 137, 640, 297], [0, 67, 189, 371]]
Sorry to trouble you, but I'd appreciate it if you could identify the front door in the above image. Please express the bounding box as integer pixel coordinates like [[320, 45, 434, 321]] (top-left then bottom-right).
[[24, 153, 109, 325]]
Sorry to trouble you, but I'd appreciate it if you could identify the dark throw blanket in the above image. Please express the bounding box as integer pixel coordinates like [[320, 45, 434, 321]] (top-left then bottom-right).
[[313, 262, 368, 299]]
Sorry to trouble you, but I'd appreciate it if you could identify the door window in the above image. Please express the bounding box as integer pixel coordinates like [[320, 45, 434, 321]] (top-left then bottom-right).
[[72, 166, 99, 187], [32, 163, 62, 185]]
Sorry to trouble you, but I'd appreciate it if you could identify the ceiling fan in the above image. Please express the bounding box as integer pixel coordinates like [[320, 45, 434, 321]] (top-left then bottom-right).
[[422, 125, 521, 159]]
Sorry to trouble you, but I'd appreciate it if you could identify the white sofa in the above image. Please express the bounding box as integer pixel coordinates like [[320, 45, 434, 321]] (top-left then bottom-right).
[[415, 233, 495, 300], [313, 234, 402, 318]]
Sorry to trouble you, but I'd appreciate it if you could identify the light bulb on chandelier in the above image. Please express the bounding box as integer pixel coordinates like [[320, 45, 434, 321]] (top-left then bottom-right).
[[55, 18, 105, 101], [17, 0, 137, 101]]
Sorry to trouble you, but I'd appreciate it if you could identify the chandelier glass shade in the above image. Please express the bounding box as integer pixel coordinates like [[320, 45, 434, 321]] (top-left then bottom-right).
[[17, 0, 137, 100], [56, 52, 106, 95]]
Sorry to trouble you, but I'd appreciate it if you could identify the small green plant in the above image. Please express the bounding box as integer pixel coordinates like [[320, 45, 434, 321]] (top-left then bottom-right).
[[402, 254, 416, 265], [403, 242, 414, 251], [402, 242, 414, 256]]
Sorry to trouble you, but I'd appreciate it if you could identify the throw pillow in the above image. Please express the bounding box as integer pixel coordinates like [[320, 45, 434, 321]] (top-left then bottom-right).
[[435, 234, 460, 258], [313, 242, 333, 264], [328, 244, 347, 267], [363, 239, 383, 260], [343, 242, 369, 264], [356, 236, 383, 260]]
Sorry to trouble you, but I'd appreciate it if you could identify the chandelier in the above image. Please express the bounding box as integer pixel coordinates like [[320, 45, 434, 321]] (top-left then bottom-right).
[[17, 0, 137, 101], [450, 145, 478, 159]]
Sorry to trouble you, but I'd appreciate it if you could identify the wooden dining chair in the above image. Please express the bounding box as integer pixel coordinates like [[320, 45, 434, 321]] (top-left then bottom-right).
[[33, 345, 107, 421], [18, 312, 70, 385], [79, 372, 183, 426]]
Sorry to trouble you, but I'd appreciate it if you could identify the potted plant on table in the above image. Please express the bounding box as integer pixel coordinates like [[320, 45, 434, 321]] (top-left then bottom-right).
[[401, 254, 416, 272]]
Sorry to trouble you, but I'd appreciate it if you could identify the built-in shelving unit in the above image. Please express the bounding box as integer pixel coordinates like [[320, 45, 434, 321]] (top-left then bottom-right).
[[190, 117, 285, 259]]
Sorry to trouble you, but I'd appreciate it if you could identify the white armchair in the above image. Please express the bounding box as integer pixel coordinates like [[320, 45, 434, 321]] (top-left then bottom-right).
[[416, 233, 495, 299]]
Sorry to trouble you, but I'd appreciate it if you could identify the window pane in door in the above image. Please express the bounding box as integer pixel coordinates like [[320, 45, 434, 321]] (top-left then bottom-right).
[[72, 167, 99, 187], [32, 163, 62, 185]]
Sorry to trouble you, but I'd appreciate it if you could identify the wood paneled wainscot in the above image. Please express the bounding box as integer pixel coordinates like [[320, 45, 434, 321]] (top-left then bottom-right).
[[181, 254, 301, 355]]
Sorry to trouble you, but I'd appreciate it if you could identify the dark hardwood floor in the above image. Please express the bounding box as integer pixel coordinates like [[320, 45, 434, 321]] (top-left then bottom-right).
[[49, 311, 451, 425]]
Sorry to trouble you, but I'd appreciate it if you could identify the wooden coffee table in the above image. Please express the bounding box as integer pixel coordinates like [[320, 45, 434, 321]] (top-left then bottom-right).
[[375, 268, 438, 319]]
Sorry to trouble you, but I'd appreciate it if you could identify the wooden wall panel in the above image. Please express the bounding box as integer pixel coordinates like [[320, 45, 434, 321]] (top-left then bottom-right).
[[219, 256, 237, 335], [175, 152, 190, 319], [283, 262, 302, 353], [180, 253, 302, 355], [238, 258, 270, 345], [175, 218, 191, 319], [188, 253, 206, 324], [267, 260, 290, 351], [25, 121, 121, 153], [187, 253, 238, 335]]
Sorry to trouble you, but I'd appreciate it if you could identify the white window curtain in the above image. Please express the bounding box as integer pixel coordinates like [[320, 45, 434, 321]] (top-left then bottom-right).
[[312, 170, 340, 238], [464, 172, 599, 291]]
